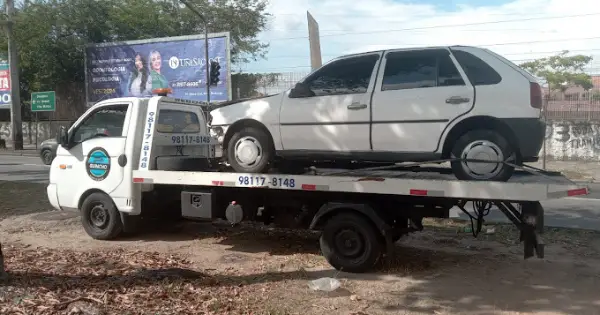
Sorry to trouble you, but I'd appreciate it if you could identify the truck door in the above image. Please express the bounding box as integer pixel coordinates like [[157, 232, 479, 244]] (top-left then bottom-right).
[[54, 102, 133, 209]]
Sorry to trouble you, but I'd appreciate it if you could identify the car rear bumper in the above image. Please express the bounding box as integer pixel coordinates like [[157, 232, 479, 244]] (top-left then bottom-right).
[[501, 118, 545, 163]]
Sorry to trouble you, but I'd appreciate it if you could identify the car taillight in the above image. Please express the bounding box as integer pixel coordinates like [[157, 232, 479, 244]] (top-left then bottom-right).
[[530, 82, 542, 109]]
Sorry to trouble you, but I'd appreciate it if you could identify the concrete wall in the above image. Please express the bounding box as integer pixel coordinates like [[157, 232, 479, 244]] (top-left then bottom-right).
[[0, 121, 69, 145], [544, 120, 600, 161]]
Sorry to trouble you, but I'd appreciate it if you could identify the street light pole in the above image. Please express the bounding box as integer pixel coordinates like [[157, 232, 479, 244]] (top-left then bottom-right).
[[5, 0, 23, 150], [179, 0, 211, 104]]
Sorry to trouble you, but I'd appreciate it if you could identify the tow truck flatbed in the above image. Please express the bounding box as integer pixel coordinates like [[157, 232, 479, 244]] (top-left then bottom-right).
[[132, 166, 588, 202]]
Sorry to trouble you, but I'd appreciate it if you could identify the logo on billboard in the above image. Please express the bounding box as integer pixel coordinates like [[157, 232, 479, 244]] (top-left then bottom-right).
[[168, 56, 209, 69], [168, 56, 180, 69]]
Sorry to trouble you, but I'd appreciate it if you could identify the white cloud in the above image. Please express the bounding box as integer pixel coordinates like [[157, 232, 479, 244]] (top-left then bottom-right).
[[239, 0, 600, 74]]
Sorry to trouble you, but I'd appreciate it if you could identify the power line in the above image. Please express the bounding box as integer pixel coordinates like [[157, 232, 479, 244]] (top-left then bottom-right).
[[243, 49, 600, 73], [269, 11, 584, 18], [262, 12, 600, 41], [265, 40, 600, 60]]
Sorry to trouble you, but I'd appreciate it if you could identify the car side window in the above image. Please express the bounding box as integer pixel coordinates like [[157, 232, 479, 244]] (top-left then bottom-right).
[[450, 50, 502, 85], [382, 50, 465, 91], [438, 54, 465, 87], [303, 55, 379, 96], [71, 104, 128, 143]]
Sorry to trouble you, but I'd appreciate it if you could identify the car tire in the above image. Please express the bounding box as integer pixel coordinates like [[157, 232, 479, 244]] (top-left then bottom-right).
[[450, 129, 515, 181], [80, 192, 123, 240], [226, 127, 273, 173], [40, 149, 54, 165], [319, 213, 384, 273]]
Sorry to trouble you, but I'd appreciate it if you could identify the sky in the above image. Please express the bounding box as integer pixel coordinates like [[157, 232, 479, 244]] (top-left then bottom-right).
[[238, 0, 600, 74]]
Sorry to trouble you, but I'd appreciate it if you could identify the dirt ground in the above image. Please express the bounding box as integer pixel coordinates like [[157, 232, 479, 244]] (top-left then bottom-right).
[[1, 181, 600, 315]]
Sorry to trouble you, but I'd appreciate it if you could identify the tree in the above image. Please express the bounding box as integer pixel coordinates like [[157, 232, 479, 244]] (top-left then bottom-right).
[[232, 72, 280, 99], [519, 50, 594, 92], [0, 0, 270, 117]]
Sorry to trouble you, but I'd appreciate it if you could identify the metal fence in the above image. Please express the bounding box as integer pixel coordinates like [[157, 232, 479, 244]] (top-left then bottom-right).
[[545, 93, 600, 121]]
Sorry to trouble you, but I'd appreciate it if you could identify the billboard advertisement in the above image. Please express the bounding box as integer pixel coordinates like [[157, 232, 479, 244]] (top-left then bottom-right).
[[85, 33, 231, 106], [0, 54, 11, 109]]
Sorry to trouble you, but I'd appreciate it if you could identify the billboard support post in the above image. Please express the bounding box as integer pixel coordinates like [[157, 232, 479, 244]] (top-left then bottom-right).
[[180, 0, 211, 104]]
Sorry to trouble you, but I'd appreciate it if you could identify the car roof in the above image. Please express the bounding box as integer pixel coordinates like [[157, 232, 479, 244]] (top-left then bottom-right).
[[340, 45, 480, 59]]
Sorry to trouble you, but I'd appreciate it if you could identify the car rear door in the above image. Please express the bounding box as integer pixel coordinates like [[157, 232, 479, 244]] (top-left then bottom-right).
[[370, 48, 474, 153]]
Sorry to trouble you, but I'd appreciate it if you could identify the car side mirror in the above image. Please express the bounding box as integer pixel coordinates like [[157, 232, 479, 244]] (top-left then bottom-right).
[[58, 126, 69, 148], [289, 82, 315, 98]]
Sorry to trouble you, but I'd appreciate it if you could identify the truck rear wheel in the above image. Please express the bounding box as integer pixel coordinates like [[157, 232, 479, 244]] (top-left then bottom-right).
[[81, 192, 123, 240], [319, 213, 383, 273]]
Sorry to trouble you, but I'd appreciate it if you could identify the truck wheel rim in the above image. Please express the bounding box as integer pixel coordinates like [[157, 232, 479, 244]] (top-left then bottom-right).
[[334, 229, 364, 258], [89, 203, 109, 229], [234, 136, 262, 167], [460, 140, 504, 179]]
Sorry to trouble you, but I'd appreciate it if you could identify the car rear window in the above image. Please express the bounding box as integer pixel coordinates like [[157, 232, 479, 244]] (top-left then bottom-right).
[[156, 109, 201, 133], [451, 50, 502, 86]]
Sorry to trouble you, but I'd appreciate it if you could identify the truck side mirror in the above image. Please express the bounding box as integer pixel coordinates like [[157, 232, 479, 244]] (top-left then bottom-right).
[[58, 126, 69, 148], [289, 82, 315, 98]]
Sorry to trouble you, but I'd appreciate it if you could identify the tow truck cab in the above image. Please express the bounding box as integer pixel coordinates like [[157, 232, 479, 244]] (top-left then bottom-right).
[[46, 92, 216, 217]]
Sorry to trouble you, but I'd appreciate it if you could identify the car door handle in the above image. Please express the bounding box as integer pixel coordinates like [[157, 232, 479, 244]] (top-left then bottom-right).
[[446, 96, 470, 104], [347, 103, 368, 110]]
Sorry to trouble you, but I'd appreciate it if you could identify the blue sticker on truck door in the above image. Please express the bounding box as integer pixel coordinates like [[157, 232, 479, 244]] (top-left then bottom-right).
[[86, 147, 111, 181]]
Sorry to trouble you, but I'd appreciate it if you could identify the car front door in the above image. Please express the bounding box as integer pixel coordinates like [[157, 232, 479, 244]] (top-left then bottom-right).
[[370, 48, 474, 153], [54, 103, 132, 209], [279, 53, 381, 152]]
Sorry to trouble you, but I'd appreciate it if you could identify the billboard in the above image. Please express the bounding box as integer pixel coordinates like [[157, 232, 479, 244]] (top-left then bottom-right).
[[85, 33, 231, 106], [0, 54, 10, 109]]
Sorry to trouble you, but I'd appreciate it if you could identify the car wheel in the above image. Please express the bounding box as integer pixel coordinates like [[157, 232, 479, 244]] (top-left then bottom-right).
[[81, 192, 123, 240], [40, 149, 53, 165], [319, 213, 384, 273], [450, 129, 515, 181], [226, 127, 273, 173]]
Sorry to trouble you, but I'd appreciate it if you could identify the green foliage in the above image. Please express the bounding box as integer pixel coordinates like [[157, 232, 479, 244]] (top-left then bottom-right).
[[232, 72, 280, 99], [0, 0, 270, 100], [519, 50, 594, 92]]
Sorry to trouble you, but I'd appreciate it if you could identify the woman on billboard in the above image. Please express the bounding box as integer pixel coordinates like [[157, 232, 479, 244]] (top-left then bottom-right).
[[127, 53, 153, 97], [149, 50, 170, 90]]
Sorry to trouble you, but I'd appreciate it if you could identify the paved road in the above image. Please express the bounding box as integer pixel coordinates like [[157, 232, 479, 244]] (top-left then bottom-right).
[[0, 154, 50, 184], [0, 154, 598, 230]]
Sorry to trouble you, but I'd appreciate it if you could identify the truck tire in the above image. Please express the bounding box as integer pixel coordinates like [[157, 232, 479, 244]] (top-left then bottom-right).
[[227, 127, 273, 173], [81, 192, 123, 240], [319, 213, 383, 273], [450, 129, 515, 181]]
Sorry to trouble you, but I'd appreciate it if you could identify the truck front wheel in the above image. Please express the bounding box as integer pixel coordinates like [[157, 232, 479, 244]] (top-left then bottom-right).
[[81, 192, 123, 240], [319, 213, 384, 273]]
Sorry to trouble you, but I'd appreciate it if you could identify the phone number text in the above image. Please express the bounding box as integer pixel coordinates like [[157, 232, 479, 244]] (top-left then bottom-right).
[[237, 176, 296, 188]]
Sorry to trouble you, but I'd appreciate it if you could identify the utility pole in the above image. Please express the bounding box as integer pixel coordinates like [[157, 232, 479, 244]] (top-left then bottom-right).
[[307, 11, 322, 71], [179, 0, 211, 104], [5, 0, 22, 150]]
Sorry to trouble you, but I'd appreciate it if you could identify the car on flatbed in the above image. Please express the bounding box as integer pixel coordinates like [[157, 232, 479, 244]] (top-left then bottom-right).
[[209, 45, 545, 182]]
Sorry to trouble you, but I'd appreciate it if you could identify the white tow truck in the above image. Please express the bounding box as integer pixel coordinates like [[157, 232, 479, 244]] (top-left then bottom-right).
[[47, 89, 590, 273]]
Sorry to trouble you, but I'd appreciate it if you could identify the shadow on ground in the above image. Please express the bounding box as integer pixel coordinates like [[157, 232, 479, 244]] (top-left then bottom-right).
[[3, 241, 599, 315]]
